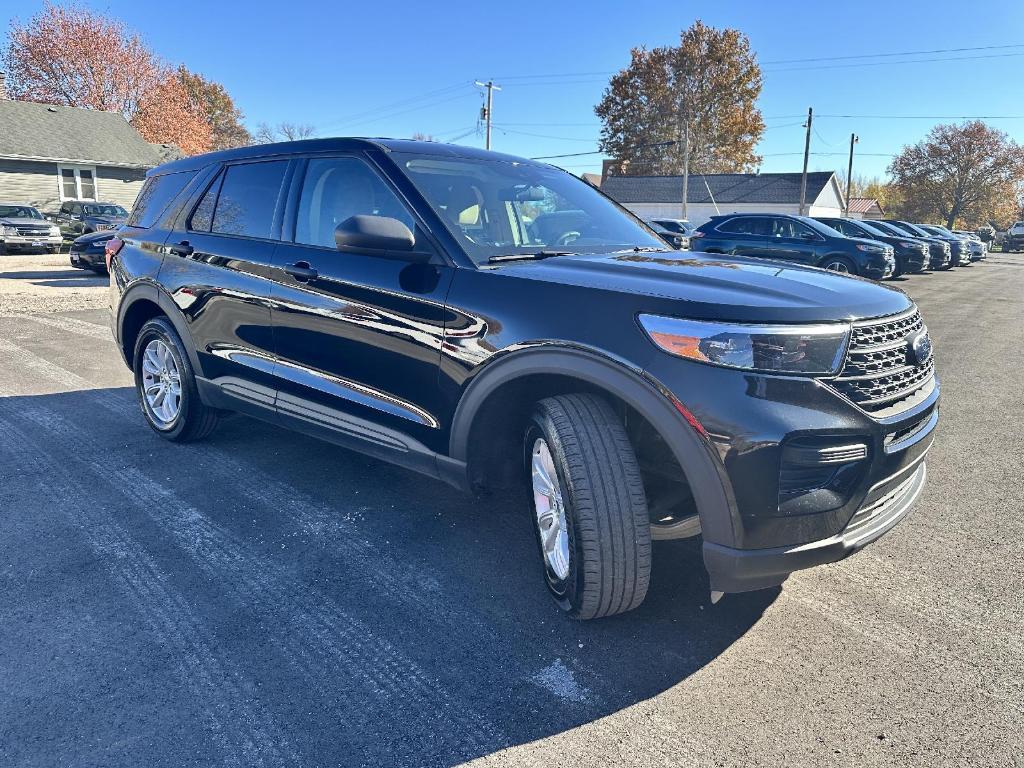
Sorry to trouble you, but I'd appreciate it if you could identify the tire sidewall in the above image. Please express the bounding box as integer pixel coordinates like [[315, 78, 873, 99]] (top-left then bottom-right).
[[133, 319, 193, 439], [525, 415, 584, 615]]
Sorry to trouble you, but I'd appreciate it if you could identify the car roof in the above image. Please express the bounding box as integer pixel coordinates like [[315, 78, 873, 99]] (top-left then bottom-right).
[[0, 201, 39, 206], [149, 137, 540, 177]]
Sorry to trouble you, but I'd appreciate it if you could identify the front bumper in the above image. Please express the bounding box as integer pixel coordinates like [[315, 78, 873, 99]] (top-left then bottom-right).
[[70, 247, 106, 269], [646, 345, 939, 594], [704, 450, 928, 592], [1, 234, 62, 250]]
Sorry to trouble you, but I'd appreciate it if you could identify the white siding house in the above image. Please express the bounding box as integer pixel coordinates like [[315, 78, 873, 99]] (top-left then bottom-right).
[[601, 172, 847, 227], [0, 95, 174, 213]]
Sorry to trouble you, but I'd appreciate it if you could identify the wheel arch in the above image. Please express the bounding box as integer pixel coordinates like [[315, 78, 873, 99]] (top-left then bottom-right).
[[117, 282, 204, 376], [448, 345, 738, 546]]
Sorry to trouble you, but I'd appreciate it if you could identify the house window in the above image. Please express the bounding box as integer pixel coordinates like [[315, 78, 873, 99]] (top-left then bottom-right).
[[57, 165, 98, 201]]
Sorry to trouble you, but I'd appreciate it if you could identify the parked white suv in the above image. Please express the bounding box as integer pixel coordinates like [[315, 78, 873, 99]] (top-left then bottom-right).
[[1006, 221, 1024, 252]]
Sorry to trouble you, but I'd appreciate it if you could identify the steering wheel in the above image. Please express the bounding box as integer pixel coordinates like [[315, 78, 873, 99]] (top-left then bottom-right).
[[555, 231, 581, 247]]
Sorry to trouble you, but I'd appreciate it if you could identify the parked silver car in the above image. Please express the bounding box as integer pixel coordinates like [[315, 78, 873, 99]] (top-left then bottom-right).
[[0, 202, 63, 254]]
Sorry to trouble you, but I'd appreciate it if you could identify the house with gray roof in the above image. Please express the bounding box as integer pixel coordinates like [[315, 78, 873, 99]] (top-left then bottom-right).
[[0, 79, 173, 212], [600, 171, 846, 226]]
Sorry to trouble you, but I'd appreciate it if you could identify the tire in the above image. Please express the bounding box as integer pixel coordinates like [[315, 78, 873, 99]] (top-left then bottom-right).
[[525, 393, 651, 620], [133, 317, 219, 442], [820, 255, 857, 275]]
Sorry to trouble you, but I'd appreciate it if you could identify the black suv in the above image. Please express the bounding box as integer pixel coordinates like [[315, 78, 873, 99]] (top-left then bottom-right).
[[814, 217, 928, 276], [108, 139, 938, 619], [693, 213, 896, 279], [53, 201, 129, 238], [868, 220, 951, 270], [882, 220, 968, 267]]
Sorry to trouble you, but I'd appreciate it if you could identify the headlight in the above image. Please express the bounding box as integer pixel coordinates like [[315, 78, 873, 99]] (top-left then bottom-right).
[[855, 244, 883, 252], [0, 225, 16, 237], [49, 225, 61, 236], [638, 315, 850, 375]]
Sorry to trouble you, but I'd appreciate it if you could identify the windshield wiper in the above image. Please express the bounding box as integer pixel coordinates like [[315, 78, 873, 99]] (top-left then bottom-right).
[[615, 246, 672, 254], [487, 250, 575, 264]]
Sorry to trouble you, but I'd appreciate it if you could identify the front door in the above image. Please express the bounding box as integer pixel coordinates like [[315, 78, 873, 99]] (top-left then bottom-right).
[[763, 217, 822, 265], [268, 155, 454, 462]]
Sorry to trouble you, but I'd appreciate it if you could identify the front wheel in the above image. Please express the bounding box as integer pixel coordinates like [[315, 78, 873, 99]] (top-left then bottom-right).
[[525, 394, 652, 620], [133, 317, 219, 442], [820, 255, 857, 275]]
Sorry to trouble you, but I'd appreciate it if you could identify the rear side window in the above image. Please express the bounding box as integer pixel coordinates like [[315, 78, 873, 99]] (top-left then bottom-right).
[[198, 161, 288, 239], [128, 170, 197, 228], [717, 216, 767, 236]]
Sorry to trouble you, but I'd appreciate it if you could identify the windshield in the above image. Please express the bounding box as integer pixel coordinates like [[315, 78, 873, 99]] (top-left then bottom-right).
[[922, 224, 953, 236], [653, 219, 691, 235], [890, 221, 929, 237], [393, 153, 667, 264], [855, 220, 893, 238], [869, 221, 905, 237], [0, 205, 44, 219], [83, 204, 128, 217], [797, 216, 844, 238]]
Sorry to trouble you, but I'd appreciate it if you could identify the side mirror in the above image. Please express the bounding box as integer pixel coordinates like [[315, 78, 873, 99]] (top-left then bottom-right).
[[335, 215, 429, 262]]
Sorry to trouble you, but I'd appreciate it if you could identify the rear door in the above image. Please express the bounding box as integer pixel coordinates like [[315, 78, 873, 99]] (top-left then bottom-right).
[[157, 158, 292, 413], [268, 153, 454, 463], [712, 216, 769, 256]]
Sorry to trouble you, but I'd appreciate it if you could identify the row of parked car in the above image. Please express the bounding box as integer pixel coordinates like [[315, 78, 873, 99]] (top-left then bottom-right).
[[646, 213, 988, 281], [0, 200, 128, 256]]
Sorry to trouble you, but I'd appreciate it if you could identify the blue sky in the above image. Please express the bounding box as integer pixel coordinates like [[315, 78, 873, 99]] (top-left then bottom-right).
[[3, 0, 1023, 180]]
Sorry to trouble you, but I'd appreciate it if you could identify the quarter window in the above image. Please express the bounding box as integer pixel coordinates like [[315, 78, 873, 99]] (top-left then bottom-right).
[[127, 171, 197, 228], [295, 157, 415, 249]]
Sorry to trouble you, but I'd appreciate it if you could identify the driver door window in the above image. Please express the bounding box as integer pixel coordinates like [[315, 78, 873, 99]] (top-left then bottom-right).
[[295, 157, 415, 249]]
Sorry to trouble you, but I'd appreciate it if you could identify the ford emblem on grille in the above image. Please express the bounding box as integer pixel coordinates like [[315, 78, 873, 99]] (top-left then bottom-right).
[[908, 331, 932, 367]]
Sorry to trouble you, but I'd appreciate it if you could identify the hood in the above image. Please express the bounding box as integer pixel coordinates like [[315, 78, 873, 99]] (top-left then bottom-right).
[[847, 236, 892, 251], [0, 217, 52, 227], [495, 250, 911, 323], [73, 230, 117, 246]]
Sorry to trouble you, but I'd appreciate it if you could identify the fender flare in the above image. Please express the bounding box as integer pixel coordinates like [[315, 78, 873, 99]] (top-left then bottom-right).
[[116, 280, 205, 376], [447, 346, 738, 546]]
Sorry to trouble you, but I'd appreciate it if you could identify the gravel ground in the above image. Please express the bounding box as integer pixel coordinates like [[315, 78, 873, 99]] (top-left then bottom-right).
[[0, 253, 1021, 767]]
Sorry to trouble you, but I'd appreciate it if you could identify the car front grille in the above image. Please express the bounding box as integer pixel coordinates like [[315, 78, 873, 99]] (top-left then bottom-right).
[[830, 308, 934, 413], [15, 225, 50, 236]]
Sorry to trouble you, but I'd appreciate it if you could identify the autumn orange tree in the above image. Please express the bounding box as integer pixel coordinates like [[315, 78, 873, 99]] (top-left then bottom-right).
[[2, 2, 248, 155], [596, 21, 765, 176], [889, 121, 1024, 229]]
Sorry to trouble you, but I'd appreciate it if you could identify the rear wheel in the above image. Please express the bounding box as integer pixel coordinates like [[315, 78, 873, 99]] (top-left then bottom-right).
[[525, 394, 651, 619], [133, 317, 219, 442], [820, 255, 857, 275]]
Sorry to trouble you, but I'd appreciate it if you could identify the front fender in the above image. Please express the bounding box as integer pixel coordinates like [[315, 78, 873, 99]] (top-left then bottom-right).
[[447, 344, 740, 547]]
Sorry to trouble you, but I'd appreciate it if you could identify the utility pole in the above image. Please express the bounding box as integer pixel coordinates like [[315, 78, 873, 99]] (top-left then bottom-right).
[[681, 121, 690, 220], [798, 107, 813, 215], [474, 80, 501, 150], [845, 133, 859, 217]]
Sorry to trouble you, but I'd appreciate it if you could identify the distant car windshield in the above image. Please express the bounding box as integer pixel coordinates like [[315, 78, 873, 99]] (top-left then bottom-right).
[[922, 225, 953, 237], [869, 221, 906, 237], [855, 221, 893, 238], [83, 204, 128, 217], [0, 205, 44, 219], [892, 221, 930, 237], [392, 153, 667, 264], [653, 219, 692, 235], [797, 216, 844, 238]]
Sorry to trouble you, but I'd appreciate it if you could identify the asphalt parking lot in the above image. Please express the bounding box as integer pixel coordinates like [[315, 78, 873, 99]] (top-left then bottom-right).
[[1, 252, 1021, 768]]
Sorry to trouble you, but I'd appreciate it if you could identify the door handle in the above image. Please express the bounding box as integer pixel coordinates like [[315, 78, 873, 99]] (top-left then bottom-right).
[[284, 261, 318, 282], [169, 240, 194, 257]]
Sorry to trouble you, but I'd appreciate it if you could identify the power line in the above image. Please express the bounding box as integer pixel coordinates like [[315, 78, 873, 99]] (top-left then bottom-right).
[[764, 50, 1024, 73], [761, 42, 1024, 65], [317, 82, 473, 130]]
